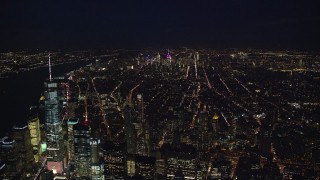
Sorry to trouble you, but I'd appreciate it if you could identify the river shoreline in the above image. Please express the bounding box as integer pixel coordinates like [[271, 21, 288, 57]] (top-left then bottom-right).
[[0, 59, 93, 136]]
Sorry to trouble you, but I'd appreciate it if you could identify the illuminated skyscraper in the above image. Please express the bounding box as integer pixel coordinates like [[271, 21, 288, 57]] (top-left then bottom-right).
[[66, 118, 78, 162], [194, 52, 198, 79], [198, 110, 209, 151], [156, 52, 161, 61], [195, 52, 199, 61], [136, 94, 144, 124], [90, 138, 104, 180], [166, 49, 172, 64], [73, 122, 91, 178], [164, 144, 197, 179], [12, 125, 34, 174], [28, 115, 41, 162], [212, 112, 219, 133], [44, 80, 64, 174], [126, 155, 156, 179], [103, 141, 126, 179], [136, 94, 150, 157], [124, 105, 136, 155]]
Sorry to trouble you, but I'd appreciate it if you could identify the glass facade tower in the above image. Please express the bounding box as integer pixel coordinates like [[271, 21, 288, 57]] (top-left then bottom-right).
[[44, 81, 64, 174]]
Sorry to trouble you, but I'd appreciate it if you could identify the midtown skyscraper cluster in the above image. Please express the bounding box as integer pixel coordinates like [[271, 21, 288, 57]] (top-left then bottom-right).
[[1, 49, 320, 179]]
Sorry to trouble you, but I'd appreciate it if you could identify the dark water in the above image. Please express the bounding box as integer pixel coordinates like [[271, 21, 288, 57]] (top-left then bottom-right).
[[0, 60, 92, 136]]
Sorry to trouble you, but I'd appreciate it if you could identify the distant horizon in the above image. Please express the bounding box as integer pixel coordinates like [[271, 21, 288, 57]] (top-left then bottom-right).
[[1, 46, 320, 53], [1, 1, 319, 52]]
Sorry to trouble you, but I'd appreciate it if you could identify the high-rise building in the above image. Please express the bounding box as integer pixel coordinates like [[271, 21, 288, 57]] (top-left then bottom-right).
[[194, 52, 199, 79], [103, 141, 126, 179], [211, 112, 219, 134], [95, 59, 101, 68], [136, 94, 144, 123], [135, 94, 151, 157], [73, 122, 91, 178], [195, 52, 199, 61], [156, 52, 161, 61], [66, 118, 78, 163], [126, 154, 156, 179], [44, 80, 64, 174], [198, 111, 209, 151], [166, 49, 172, 64], [163, 144, 198, 180], [0, 137, 23, 179], [90, 138, 104, 180], [135, 155, 156, 179], [124, 105, 136, 155], [12, 125, 34, 174], [28, 116, 42, 162], [155, 157, 166, 178]]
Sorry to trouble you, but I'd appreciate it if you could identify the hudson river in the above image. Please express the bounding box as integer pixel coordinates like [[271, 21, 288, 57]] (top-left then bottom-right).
[[0, 60, 92, 136]]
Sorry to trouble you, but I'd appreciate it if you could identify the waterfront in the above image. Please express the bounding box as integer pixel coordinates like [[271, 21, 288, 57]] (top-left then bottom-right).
[[0, 60, 93, 136]]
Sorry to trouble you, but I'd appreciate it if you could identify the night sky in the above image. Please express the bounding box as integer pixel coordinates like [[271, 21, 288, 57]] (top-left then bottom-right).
[[1, 0, 319, 50]]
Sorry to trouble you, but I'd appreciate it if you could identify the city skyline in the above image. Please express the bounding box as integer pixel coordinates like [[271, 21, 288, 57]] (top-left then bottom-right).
[[1, 0, 320, 179], [1, 49, 320, 179]]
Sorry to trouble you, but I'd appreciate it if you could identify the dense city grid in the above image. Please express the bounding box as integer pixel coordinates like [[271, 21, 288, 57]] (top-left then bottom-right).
[[1, 49, 320, 179]]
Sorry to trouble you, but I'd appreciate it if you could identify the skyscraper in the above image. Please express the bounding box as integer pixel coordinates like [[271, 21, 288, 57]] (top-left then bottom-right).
[[103, 141, 126, 179], [90, 138, 104, 180], [12, 125, 34, 174], [212, 112, 219, 134], [166, 49, 172, 64], [198, 110, 209, 151], [73, 122, 91, 178], [124, 105, 136, 155], [194, 52, 198, 79], [164, 144, 197, 179], [66, 118, 78, 163], [44, 80, 64, 174], [0, 137, 22, 179], [136, 94, 151, 157], [28, 115, 42, 162]]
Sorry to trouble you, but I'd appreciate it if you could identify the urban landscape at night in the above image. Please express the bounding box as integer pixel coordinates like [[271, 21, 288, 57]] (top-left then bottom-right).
[[0, 49, 320, 179], [1, 0, 319, 179]]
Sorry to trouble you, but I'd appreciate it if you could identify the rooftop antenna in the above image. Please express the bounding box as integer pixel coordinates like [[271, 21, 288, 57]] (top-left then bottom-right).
[[166, 49, 172, 64], [48, 53, 52, 81]]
